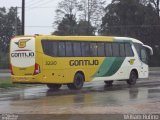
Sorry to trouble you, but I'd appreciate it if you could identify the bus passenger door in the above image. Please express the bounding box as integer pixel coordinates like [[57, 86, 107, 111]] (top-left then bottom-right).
[[139, 47, 149, 78]]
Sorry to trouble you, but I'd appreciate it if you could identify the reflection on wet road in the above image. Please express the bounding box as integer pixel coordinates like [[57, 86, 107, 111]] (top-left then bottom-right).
[[0, 76, 160, 114]]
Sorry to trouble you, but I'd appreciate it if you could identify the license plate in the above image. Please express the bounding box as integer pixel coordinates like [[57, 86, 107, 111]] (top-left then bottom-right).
[[19, 78, 27, 80]]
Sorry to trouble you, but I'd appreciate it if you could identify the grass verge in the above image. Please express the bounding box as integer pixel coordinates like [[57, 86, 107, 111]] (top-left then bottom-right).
[[150, 67, 160, 71], [0, 77, 30, 89]]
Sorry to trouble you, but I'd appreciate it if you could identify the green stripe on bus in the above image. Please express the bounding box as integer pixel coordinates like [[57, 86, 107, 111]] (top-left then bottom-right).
[[93, 57, 125, 77]]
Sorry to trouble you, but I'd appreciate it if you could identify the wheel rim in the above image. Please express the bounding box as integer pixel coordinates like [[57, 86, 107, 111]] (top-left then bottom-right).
[[75, 75, 83, 87]]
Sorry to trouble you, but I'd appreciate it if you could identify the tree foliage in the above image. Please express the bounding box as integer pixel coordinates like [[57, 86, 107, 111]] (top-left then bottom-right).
[[141, 0, 160, 16], [53, 14, 77, 35], [0, 7, 21, 53], [55, 0, 79, 26], [77, 20, 95, 35], [53, 0, 105, 35], [53, 15, 95, 36], [78, 0, 106, 29]]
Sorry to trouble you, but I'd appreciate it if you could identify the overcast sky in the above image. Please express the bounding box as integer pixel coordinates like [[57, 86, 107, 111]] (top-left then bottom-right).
[[1, 0, 111, 35]]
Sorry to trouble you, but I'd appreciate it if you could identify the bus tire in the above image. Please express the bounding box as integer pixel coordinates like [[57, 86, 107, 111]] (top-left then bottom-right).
[[127, 71, 137, 85], [67, 73, 84, 90], [47, 84, 62, 90], [104, 80, 113, 86]]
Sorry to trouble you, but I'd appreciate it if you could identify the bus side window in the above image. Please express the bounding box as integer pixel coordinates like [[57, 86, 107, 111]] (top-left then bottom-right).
[[52, 41, 58, 56], [112, 43, 120, 57], [73, 42, 81, 57], [120, 43, 126, 57], [90, 42, 97, 57], [42, 40, 49, 55], [58, 42, 65, 57], [125, 43, 134, 57], [81, 42, 90, 57], [105, 43, 112, 57], [42, 40, 50, 56], [42, 40, 58, 57], [66, 42, 73, 57], [97, 42, 105, 57]]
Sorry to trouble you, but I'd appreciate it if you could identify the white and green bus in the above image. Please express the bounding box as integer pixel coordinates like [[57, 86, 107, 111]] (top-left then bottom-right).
[[10, 35, 153, 90]]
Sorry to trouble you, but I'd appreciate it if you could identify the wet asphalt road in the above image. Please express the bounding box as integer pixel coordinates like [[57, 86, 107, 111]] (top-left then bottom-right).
[[0, 73, 10, 77], [0, 72, 160, 116]]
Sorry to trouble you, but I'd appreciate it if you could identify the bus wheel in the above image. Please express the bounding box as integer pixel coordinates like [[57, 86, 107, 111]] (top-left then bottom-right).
[[67, 73, 84, 90], [104, 81, 113, 86], [127, 71, 137, 85], [47, 84, 62, 90]]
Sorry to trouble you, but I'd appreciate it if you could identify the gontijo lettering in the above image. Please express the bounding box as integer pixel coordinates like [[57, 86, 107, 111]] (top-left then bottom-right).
[[69, 60, 99, 66], [11, 52, 35, 58]]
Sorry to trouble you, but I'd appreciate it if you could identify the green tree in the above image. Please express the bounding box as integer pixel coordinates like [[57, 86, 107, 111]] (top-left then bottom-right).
[[54, 0, 79, 28], [79, 0, 106, 29], [54, 0, 105, 35], [141, 0, 160, 16], [53, 14, 77, 35], [0, 7, 21, 52], [77, 20, 95, 35], [100, 0, 159, 38], [149, 0, 160, 16]]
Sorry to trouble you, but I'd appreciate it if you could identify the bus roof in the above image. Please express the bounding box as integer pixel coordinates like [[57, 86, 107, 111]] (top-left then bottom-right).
[[15, 35, 143, 44], [114, 37, 143, 44]]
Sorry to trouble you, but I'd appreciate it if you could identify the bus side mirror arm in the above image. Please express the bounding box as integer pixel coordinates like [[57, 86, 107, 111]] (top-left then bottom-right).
[[143, 45, 153, 56]]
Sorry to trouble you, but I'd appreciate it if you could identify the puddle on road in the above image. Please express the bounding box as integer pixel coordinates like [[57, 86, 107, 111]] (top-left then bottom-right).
[[0, 82, 160, 108], [148, 88, 160, 99]]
